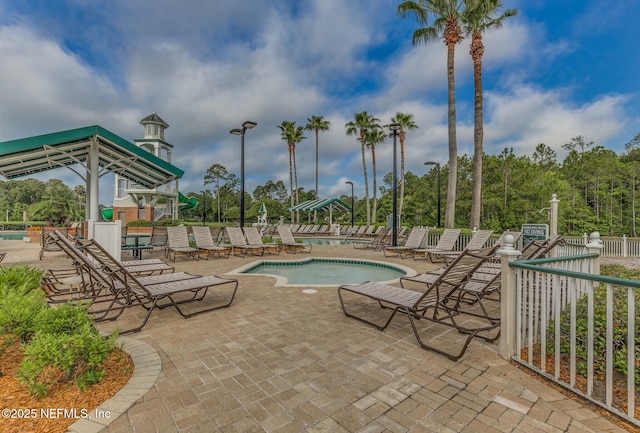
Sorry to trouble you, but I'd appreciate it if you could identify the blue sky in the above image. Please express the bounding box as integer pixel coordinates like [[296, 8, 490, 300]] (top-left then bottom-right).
[[0, 0, 638, 206]]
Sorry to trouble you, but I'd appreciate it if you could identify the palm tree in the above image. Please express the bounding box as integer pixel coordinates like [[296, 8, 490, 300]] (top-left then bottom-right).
[[365, 127, 386, 223], [464, 0, 518, 229], [367, 127, 387, 223], [304, 115, 331, 200], [278, 121, 306, 222], [390, 112, 418, 223], [346, 111, 381, 225], [397, 0, 465, 228]]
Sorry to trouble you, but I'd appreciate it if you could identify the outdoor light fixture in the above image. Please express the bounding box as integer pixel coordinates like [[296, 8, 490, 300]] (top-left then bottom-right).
[[345, 181, 354, 227], [424, 161, 441, 228], [388, 123, 401, 246], [200, 190, 206, 226], [229, 121, 257, 228]]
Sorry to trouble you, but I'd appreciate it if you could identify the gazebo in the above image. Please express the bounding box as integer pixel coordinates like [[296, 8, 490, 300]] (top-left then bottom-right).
[[0, 125, 184, 221], [288, 198, 352, 228]]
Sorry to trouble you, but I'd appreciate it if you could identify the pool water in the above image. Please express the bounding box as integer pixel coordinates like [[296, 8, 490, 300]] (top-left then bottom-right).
[[300, 237, 361, 246], [0, 231, 27, 240], [239, 258, 409, 286]]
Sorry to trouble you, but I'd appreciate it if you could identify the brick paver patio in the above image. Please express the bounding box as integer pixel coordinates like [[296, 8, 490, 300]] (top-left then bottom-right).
[[1, 237, 631, 433]]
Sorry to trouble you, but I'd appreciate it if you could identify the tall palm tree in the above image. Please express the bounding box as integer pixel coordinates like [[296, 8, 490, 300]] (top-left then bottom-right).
[[464, 0, 518, 229], [365, 127, 386, 223], [304, 115, 331, 200], [346, 111, 381, 226], [278, 121, 307, 222], [390, 112, 418, 223], [397, 0, 465, 228]]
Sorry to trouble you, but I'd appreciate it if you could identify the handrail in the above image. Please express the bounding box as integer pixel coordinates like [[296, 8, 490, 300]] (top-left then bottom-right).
[[509, 253, 640, 288]]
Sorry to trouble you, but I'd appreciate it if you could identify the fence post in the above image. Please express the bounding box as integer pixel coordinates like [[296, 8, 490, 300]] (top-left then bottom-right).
[[622, 234, 628, 258], [499, 234, 523, 360], [586, 231, 603, 275]]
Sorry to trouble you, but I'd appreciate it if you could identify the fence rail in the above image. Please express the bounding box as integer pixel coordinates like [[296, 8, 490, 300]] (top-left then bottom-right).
[[503, 251, 639, 427]]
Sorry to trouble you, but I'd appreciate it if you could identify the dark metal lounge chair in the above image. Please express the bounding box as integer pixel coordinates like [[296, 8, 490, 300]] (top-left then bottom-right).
[[382, 227, 428, 258], [77, 238, 238, 334], [338, 245, 499, 361]]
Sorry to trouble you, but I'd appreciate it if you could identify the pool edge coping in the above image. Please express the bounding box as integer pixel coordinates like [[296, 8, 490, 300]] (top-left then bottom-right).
[[226, 256, 417, 287]]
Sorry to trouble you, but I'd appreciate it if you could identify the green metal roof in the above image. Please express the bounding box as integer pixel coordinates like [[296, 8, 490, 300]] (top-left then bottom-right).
[[0, 125, 184, 188], [288, 198, 352, 213]]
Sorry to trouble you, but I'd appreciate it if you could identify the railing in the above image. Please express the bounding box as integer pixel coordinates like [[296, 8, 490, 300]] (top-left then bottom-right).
[[500, 240, 639, 427], [565, 234, 640, 257]]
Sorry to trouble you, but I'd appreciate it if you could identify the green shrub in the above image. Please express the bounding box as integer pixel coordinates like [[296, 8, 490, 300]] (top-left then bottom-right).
[[0, 265, 119, 397], [548, 264, 640, 388], [17, 305, 119, 397], [0, 265, 43, 296], [0, 289, 47, 341]]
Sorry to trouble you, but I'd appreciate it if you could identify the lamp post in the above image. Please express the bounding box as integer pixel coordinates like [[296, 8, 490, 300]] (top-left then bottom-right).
[[389, 123, 401, 246], [200, 190, 206, 226], [230, 120, 257, 228], [345, 181, 354, 227], [424, 161, 441, 228]]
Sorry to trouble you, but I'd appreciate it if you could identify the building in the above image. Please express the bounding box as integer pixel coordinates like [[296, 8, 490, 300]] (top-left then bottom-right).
[[110, 113, 180, 223]]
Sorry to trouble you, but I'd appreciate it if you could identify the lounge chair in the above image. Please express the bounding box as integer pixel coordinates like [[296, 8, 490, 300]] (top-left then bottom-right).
[[0, 252, 5, 263], [382, 226, 428, 258], [166, 226, 200, 261], [76, 238, 238, 334], [339, 245, 500, 360], [243, 226, 280, 254], [412, 228, 462, 261], [191, 226, 231, 259], [429, 229, 493, 264], [353, 227, 390, 250], [149, 226, 169, 250], [276, 225, 312, 254], [225, 227, 265, 256], [40, 231, 180, 304]]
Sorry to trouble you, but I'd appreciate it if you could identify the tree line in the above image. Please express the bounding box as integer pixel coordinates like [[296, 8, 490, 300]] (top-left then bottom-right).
[[182, 133, 640, 237], [2, 132, 639, 236]]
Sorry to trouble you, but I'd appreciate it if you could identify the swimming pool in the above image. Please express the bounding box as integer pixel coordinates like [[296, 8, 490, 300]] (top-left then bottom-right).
[[231, 257, 415, 287], [0, 231, 27, 240], [299, 237, 362, 246]]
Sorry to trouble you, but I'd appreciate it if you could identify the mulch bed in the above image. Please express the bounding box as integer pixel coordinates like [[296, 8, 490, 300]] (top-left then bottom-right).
[[0, 335, 133, 433], [520, 345, 640, 433]]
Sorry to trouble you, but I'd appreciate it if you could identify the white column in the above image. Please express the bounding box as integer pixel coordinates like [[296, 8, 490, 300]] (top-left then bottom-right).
[[499, 234, 522, 360], [87, 138, 100, 221]]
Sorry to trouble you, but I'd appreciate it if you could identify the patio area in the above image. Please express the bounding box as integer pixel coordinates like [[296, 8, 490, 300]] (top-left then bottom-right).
[[0, 238, 631, 433]]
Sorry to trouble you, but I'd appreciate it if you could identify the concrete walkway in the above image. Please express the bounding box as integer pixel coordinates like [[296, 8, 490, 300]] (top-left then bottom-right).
[[0, 237, 632, 433]]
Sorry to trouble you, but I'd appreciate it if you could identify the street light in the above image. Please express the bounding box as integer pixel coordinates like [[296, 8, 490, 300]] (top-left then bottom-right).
[[389, 123, 401, 246], [345, 181, 354, 227], [230, 120, 257, 228], [424, 161, 441, 228], [200, 190, 206, 226]]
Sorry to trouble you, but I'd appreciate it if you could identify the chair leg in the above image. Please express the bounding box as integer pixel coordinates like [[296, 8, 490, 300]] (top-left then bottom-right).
[[338, 288, 400, 331]]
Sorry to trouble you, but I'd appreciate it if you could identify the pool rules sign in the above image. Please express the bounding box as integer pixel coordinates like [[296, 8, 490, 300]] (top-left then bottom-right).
[[522, 224, 548, 247]]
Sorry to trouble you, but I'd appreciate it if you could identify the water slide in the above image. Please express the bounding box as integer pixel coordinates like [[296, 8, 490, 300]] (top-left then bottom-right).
[[178, 192, 198, 209], [101, 207, 114, 221], [100, 192, 197, 221]]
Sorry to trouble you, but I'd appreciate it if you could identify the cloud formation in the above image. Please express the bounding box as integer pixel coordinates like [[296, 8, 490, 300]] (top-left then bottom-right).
[[0, 0, 637, 203]]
